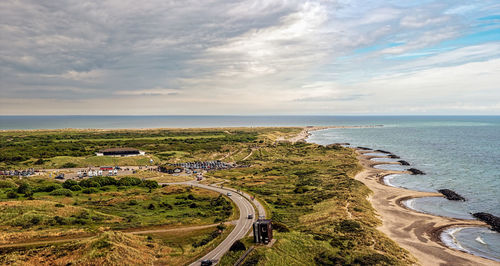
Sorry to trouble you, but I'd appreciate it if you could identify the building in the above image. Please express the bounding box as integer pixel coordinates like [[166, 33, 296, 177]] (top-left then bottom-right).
[[158, 165, 184, 174], [253, 219, 273, 244], [96, 148, 145, 157]]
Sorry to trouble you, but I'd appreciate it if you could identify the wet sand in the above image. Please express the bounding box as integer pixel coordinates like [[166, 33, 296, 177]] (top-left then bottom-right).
[[355, 150, 499, 266]]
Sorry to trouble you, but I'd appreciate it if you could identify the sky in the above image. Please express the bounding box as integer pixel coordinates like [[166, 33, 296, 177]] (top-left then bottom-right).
[[1, 0, 499, 115]]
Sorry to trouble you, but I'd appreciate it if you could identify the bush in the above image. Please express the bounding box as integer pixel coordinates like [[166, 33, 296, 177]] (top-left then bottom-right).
[[229, 240, 246, 251], [7, 191, 18, 199], [128, 199, 138, 205], [159, 202, 173, 209], [63, 179, 78, 189], [353, 253, 395, 265], [189, 203, 198, 208], [55, 203, 65, 207], [118, 177, 142, 186], [272, 221, 290, 232], [70, 185, 82, 191], [35, 183, 62, 192], [61, 162, 77, 168], [0, 180, 16, 189], [79, 180, 101, 188], [141, 180, 159, 192], [17, 182, 31, 194], [338, 219, 362, 233], [82, 188, 99, 194], [147, 203, 155, 210], [314, 251, 346, 265], [54, 216, 66, 225], [30, 216, 41, 225], [50, 188, 73, 197]]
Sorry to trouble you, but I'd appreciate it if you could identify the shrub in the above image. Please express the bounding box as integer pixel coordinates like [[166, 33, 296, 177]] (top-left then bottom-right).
[[17, 182, 31, 194], [7, 191, 18, 199], [36, 183, 62, 192], [272, 221, 290, 232], [55, 203, 65, 207], [63, 179, 78, 189], [314, 251, 346, 265], [189, 203, 198, 208], [128, 199, 138, 205], [229, 240, 246, 251], [50, 188, 73, 197], [54, 216, 66, 225], [82, 188, 99, 194], [353, 253, 395, 265], [61, 162, 77, 168], [118, 177, 142, 186], [338, 219, 362, 233], [147, 203, 155, 210], [159, 202, 173, 209], [70, 185, 82, 191], [91, 176, 117, 187], [0, 180, 16, 189], [79, 180, 101, 188], [34, 158, 46, 165], [30, 216, 41, 225], [141, 180, 159, 192]]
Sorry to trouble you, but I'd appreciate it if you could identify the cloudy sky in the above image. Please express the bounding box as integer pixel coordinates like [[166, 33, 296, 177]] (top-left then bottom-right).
[[1, 0, 499, 115]]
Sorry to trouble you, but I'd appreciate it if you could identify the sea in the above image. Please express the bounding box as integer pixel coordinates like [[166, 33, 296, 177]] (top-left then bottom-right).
[[1, 115, 499, 260]]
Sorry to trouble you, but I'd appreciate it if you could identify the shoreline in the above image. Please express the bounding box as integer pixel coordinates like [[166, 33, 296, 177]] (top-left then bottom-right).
[[0, 125, 383, 133], [354, 149, 499, 265]]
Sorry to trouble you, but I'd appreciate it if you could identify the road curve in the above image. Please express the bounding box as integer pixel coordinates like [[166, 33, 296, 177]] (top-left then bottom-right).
[[161, 181, 258, 265]]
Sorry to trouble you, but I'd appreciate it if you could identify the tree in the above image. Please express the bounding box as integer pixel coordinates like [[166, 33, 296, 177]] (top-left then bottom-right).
[[63, 179, 78, 189], [141, 180, 159, 192], [17, 182, 31, 194]]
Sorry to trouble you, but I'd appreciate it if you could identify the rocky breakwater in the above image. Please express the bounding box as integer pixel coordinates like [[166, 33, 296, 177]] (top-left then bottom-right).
[[437, 189, 466, 201], [472, 212, 500, 233], [407, 168, 425, 175], [398, 160, 410, 166]]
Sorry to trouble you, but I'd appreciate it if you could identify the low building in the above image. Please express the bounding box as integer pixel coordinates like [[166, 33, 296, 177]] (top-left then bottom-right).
[[158, 165, 184, 174], [253, 219, 273, 244], [96, 148, 145, 157]]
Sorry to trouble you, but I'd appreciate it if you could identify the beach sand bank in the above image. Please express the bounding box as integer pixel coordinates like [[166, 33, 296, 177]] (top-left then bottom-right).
[[355, 150, 499, 265]]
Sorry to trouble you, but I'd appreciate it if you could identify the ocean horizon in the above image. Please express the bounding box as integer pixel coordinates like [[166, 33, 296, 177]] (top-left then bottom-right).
[[1, 115, 499, 130]]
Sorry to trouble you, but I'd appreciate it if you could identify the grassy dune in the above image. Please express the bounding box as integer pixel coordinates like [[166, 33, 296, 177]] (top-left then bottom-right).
[[213, 142, 415, 265], [0, 127, 414, 265]]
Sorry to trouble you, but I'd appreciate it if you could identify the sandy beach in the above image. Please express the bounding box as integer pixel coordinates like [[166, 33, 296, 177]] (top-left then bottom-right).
[[354, 150, 499, 265]]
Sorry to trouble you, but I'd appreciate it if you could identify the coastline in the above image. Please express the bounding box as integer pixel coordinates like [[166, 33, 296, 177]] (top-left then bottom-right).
[[354, 150, 499, 265]]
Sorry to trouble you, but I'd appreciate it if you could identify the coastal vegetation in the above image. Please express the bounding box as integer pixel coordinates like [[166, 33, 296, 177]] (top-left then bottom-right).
[[210, 141, 415, 265], [0, 127, 415, 265]]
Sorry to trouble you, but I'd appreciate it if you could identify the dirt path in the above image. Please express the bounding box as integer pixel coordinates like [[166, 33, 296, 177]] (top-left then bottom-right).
[[0, 223, 231, 249], [355, 150, 498, 266]]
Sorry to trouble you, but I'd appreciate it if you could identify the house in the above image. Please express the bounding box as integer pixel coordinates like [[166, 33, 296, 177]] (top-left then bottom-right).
[[158, 165, 184, 174], [96, 148, 145, 157]]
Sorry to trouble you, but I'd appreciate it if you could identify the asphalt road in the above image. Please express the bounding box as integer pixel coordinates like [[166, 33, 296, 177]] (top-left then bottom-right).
[[163, 181, 265, 265]]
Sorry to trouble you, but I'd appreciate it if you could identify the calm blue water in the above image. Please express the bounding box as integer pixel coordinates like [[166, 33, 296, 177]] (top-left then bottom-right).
[[307, 116, 500, 261], [0, 115, 385, 130]]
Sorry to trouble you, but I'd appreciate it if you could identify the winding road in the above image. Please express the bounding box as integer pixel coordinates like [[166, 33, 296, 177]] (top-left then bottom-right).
[[161, 180, 266, 265]]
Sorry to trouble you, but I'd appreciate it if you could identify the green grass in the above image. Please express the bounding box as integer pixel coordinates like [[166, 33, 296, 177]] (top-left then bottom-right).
[[53, 134, 227, 142], [0, 178, 233, 233], [40, 155, 160, 168]]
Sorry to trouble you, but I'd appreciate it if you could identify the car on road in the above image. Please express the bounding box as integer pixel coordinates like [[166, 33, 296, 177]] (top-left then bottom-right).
[[201, 259, 213, 266], [248, 214, 253, 219], [226, 192, 232, 196]]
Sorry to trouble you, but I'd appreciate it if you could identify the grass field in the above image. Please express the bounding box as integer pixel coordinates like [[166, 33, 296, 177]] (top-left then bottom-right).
[[0, 176, 233, 244], [0, 127, 415, 265]]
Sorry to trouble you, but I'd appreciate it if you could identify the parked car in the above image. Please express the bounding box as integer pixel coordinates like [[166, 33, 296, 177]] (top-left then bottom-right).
[[226, 192, 232, 196], [248, 214, 253, 219]]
